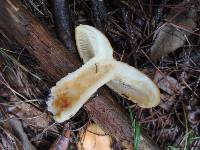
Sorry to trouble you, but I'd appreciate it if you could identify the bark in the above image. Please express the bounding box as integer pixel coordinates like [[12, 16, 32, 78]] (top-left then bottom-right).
[[86, 95, 161, 150], [86, 95, 132, 142], [0, 0, 80, 81], [0, 0, 160, 149]]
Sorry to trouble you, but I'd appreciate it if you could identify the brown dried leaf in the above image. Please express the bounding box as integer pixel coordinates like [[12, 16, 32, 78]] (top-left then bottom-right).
[[154, 71, 182, 95], [151, 23, 187, 60], [159, 94, 176, 111], [150, 2, 196, 60], [187, 101, 200, 134], [77, 123, 112, 150]]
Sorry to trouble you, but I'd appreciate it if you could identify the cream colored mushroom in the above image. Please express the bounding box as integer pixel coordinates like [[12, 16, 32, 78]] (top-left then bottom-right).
[[47, 25, 160, 123], [76, 25, 160, 108]]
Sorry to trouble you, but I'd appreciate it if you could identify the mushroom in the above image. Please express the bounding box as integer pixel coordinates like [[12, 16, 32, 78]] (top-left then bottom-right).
[[47, 25, 160, 123]]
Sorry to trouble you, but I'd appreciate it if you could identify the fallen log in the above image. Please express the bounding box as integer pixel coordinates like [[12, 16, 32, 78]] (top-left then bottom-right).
[[0, 0, 160, 149], [0, 0, 80, 81]]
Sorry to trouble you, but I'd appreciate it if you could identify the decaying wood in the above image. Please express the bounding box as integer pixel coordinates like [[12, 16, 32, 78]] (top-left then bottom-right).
[[86, 95, 132, 142], [0, 0, 160, 149], [0, 0, 80, 81]]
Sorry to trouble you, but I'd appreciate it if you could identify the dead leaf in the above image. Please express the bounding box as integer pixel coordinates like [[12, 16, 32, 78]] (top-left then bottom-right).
[[154, 71, 182, 95], [187, 101, 200, 134], [150, 2, 196, 60], [159, 94, 176, 111], [77, 123, 112, 150]]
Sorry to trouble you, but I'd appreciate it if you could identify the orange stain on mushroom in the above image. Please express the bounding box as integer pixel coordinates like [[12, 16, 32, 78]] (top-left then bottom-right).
[[53, 94, 70, 109], [52, 93, 71, 118]]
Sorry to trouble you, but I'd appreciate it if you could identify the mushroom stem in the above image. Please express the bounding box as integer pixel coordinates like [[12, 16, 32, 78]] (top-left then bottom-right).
[[48, 57, 116, 122]]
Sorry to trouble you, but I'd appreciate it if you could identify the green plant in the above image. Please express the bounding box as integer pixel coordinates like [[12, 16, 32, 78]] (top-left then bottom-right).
[[128, 106, 141, 150]]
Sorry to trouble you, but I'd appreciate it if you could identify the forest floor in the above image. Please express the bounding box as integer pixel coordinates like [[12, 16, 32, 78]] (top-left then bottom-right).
[[0, 0, 200, 150]]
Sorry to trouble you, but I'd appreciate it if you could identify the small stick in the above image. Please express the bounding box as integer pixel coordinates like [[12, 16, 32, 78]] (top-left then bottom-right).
[[90, 0, 108, 31], [52, 0, 76, 53], [121, 8, 138, 66], [50, 125, 71, 150]]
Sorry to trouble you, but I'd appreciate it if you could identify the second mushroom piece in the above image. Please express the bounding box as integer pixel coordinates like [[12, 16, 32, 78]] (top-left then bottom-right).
[[47, 25, 160, 123]]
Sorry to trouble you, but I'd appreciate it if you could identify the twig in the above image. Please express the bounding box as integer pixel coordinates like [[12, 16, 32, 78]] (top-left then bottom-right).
[[50, 124, 71, 150], [90, 0, 108, 31], [52, 0, 76, 53]]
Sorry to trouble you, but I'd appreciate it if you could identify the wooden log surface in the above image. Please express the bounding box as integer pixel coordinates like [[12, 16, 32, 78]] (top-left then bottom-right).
[[0, 0, 80, 81], [0, 0, 160, 149]]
